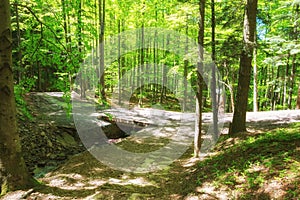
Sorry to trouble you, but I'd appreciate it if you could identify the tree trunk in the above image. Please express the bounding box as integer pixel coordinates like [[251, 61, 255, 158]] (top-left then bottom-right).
[[118, 19, 122, 105], [230, 0, 257, 134], [288, 55, 296, 109], [296, 83, 300, 109], [194, 0, 205, 158], [253, 34, 258, 112], [183, 15, 189, 112], [15, 2, 23, 84], [153, 31, 157, 100], [211, 0, 218, 138], [283, 54, 290, 108], [139, 25, 145, 107], [160, 35, 167, 104], [77, 0, 85, 98], [0, 0, 32, 194], [98, 0, 106, 102]]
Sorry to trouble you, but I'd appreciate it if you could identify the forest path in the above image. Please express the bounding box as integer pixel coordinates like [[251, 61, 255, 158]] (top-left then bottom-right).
[[41, 91, 300, 127], [31, 91, 300, 149], [38, 91, 300, 151]]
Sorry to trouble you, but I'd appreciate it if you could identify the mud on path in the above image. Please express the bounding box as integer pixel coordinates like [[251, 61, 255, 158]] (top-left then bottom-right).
[[3, 92, 300, 199]]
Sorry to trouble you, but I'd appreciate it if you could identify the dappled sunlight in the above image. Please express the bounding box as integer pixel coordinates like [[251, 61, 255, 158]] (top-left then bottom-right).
[[42, 173, 95, 190], [87, 179, 107, 187], [195, 182, 229, 199], [246, 162, 268, 173], [181, 157, 200, 168], [193, 123, 300, 199], [41, 172, 157, 192], [20, 122, 297, 199], [108, 177, 156, 187], [258, 179, 287, 199], [6, 96, 299, 200]]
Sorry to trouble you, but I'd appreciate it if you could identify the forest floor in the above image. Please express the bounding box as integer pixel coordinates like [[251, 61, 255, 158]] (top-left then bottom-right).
[[1, 92, 300, 200]]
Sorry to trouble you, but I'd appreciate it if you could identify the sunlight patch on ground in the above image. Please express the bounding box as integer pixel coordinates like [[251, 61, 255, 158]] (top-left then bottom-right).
[[87, 179, 107, 187], [43, 173, 98, 190], [92, 167, 106, 172], [246, 163, 268, 173], [258, 180, 286, 199], [108, 177, 156, 187], [0, 189, 34, 200], [195, 183, 229, 200], [181, 157, 200, 168]]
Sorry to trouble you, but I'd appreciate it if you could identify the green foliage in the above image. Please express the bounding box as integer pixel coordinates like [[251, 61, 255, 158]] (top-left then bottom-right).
[[9, 0, 300, 113], [104, 112, 114, 121], [14, 85, 33, 120]]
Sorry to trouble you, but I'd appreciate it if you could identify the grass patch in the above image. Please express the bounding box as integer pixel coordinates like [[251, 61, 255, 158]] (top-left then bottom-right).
[[196, 122, 300, 199], [116, 137, 170, 153]]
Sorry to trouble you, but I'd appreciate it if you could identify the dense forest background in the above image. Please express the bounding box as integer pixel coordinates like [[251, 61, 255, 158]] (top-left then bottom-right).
[[1, 0, 300, 198], [11, 0, 300, 114]]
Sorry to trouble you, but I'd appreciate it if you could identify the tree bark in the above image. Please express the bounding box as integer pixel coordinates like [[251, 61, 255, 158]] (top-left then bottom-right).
[[230, 0, 257, 134], [297, 83, 300, 109], [253, 34, 258, 112], [118, 19, 122, 105], [183, 15, 188, 112], [194, 0, 205, 158], [98, 0, 106, 102], [0, 0, 32, 194], [139, 25, 145, 107], [211, 0, 218, 138], [15, 2, 23, 84]]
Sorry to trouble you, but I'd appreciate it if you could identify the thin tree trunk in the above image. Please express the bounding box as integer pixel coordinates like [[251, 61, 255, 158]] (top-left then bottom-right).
[[288, 4, 299, 109], [211, 0, 218, 138], [183, 14, 189, 112], [253, 34, 258, 112], [77, 0, 85, 98], [153, 31, 157, 100], [296, 83, 300, 109], [288, 55, 296, 109], [139, 25, 145, 107], [283, 54, 290, 108], [160, 35, 166, 104], [38, 61, 42, 91], [118, 19, 122, 105], [194, 0, 205, 158], [98, 0, 106, 102], [62, 0, 68, 47]]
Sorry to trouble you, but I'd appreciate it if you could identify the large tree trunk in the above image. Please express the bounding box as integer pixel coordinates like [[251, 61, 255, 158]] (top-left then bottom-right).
[[0, 0, 32, 194], [230, 0, 257, 134], [194, 0, 205, 158]]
